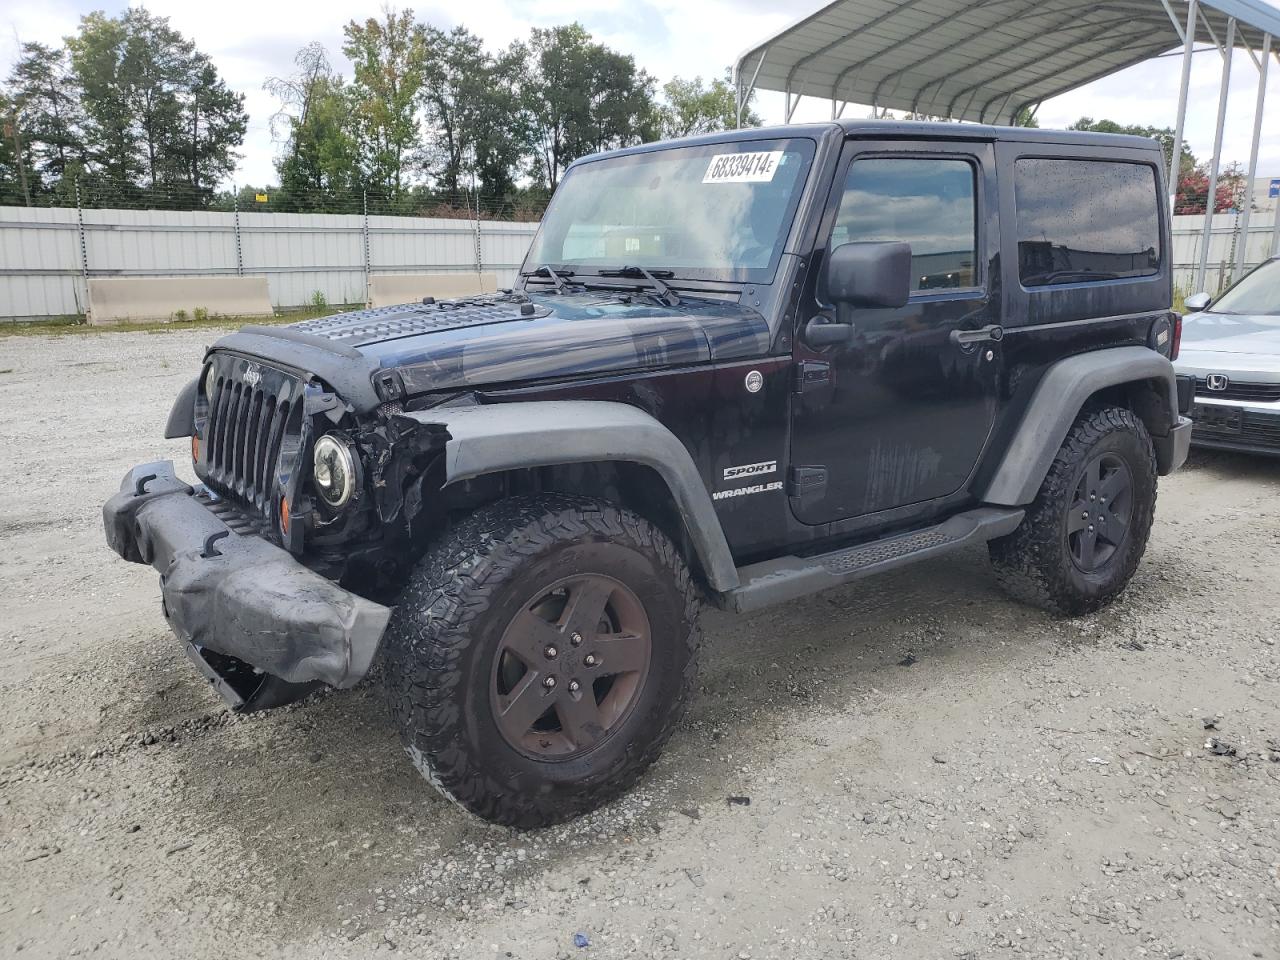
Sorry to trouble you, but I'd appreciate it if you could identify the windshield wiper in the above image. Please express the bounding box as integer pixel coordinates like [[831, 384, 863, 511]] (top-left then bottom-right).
[[596, 265, 682, 308], [521, 264, 574, 293]]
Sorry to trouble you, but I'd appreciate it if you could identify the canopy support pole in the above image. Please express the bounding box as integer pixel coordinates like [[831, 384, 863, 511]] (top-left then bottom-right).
[[1235, 32, 1270, 282], [1196, 16, 1235, 294], [1158, 0, 1187, 43], [786, 81, 808, 123], [736, 49, 768, 128], [1168, 0, 1198, 202], [1197, 4, 1224, 52]]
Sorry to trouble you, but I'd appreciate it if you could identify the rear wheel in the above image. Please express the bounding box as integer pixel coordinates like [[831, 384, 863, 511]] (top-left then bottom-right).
[[989, 406, 1157, 615], [381, 494, 701, 828]]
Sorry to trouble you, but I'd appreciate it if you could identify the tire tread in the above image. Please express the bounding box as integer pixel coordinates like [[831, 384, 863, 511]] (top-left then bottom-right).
[[989, 406, 1157, 615], [381, 493, 701, 827]]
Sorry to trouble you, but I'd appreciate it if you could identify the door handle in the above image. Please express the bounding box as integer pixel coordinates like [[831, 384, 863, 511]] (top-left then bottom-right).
[[949, 324, 1004, 347]]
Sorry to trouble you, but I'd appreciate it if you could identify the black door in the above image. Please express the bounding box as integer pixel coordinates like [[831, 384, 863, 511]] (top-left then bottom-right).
[[788, 140, 1003, 526]]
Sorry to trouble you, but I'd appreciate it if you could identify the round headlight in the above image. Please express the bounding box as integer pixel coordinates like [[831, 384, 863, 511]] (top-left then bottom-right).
[[313, 435, 356, 509], [204, 364, 217, 400]]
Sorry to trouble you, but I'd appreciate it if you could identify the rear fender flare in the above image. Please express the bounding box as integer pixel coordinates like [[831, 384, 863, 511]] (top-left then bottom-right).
[[983, 346, 1178, 506], [398, 401, 739, 591]]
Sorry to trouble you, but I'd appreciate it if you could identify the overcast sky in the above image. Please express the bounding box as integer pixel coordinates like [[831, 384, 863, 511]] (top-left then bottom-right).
[[3, 0, 1279, 190]]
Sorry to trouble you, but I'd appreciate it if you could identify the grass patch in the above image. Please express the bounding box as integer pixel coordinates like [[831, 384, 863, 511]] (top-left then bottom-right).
[[0, 304, 357, 338]]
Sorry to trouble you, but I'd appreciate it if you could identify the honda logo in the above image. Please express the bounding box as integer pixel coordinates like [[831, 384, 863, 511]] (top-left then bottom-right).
[[1206, 374, 1230, 392]]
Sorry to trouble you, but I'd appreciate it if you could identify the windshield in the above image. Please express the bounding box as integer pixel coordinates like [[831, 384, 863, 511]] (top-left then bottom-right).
[[524, 137, 816, 283], [1207, 258, 1280, 315]]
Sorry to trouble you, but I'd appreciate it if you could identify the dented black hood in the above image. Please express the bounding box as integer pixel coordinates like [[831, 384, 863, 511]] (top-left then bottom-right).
[[305, 290, 768, 384], [213, 291, 771, 409], [209, 291, 768, 414]]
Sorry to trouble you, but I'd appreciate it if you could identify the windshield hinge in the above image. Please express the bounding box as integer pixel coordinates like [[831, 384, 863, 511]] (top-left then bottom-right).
[[793, 361, 831, 395], [787, 466, 827, 500]]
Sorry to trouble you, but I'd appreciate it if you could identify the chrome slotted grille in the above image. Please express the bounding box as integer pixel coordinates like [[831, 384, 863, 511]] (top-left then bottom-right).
[[1194, 378, 1280, 403], [203, 361, 299, 515]]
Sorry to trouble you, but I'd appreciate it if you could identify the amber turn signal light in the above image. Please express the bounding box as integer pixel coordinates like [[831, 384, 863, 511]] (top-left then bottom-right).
[[191, 435, 200, 463], [279, 496, 290, 534]]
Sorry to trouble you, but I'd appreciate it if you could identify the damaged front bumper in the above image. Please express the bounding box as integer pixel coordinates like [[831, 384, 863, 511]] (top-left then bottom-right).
[[103, 461, 390, 709]]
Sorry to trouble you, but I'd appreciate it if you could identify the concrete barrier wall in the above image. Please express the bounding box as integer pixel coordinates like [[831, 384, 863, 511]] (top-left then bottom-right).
[[369, 272, 498, 307], [0, 205, 539, 321], [87, 276, 274, 325]]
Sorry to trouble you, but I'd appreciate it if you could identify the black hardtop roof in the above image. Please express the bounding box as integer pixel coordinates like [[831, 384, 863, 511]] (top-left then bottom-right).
[[568, 119, 1160, 170], [833, 118, 1159, 149]]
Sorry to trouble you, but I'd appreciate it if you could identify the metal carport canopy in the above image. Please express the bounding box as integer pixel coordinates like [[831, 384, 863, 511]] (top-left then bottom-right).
[[733, 0, 1280, 125]]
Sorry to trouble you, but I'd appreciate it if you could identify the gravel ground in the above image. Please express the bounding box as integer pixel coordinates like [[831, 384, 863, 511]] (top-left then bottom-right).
[[2, 329, 1279, 960]]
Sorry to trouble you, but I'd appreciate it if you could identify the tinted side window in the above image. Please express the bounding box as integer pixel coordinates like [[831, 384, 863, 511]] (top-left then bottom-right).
[[832, 157, 977, 291], [1014, 159, 1160, 287]]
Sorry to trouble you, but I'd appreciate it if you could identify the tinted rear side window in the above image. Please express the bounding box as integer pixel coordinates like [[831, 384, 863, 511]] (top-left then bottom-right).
[[1014, 159, 1160, 287]]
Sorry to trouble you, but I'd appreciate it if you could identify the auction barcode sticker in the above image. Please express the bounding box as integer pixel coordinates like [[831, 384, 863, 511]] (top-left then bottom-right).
[[703, 151, 784, 184]]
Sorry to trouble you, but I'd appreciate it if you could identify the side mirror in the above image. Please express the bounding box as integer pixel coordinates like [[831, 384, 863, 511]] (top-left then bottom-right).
[[1183, 291, 1211, 313], [804, 317, 856, 347], [826, 241, 913, 311]]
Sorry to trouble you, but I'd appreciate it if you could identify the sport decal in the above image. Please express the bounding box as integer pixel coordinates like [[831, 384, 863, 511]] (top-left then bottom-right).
[[723, 460, 777, 481]]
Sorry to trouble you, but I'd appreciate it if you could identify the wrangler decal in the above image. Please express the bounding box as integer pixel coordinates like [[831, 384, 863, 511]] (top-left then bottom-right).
[[712, 480, 783, 501]]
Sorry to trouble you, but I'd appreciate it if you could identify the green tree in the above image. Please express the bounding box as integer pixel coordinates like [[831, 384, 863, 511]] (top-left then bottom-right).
[[66, 11, 140, 188], [659, 73, 758, 140], [420, 26, 488, 194], [0, 92, 32, 204], [573, 43, 658, 156], [266, 44, 363, 211], [176, 55, 247, 193], [343, 8, 428, 197], [420, 26, 527, 198], [471, 43, 530, 199], [524, 23, 658, 190], [5, 42, 86, 194], [65, 8, 246, 202], [121, 8, 193, 189], [1067, 117, 1195, 179]]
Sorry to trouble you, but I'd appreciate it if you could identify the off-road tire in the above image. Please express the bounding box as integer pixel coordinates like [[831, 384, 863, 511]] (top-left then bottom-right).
[[381, 493, 702, 828], [988, 406, 1157, 615]]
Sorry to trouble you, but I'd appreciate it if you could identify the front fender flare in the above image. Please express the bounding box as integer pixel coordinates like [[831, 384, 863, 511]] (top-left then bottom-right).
[[399, 401, 739, 591], [164, 377, 198, 438], [983, 346, 1179, 506]]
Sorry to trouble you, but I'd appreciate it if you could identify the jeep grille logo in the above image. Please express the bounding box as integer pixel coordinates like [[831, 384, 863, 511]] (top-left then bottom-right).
[[1206, 374, 1229, 392], [242, 366, 262, 388]]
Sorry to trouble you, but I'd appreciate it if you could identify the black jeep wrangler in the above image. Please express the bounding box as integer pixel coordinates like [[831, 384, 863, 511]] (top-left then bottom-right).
[[105, 121, 1191, 827]]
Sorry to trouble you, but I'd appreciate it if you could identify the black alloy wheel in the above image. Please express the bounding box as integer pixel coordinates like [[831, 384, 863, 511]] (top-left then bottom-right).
[[1067, 452, 1134, 572], [491, 573, 652, 760]]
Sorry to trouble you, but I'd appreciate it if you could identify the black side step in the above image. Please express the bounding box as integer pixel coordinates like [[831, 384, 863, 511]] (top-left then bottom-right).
[[719, 507, 1024, 614]]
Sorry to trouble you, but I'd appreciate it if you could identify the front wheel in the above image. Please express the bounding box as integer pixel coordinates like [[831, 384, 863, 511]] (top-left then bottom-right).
[[989, 406, 1157, 615], [381, 494, 702, 828]]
